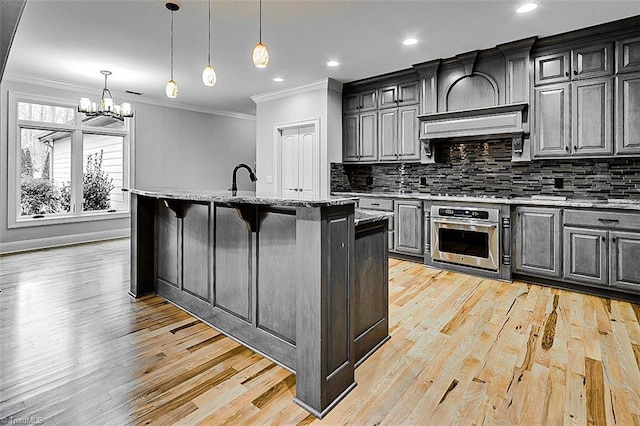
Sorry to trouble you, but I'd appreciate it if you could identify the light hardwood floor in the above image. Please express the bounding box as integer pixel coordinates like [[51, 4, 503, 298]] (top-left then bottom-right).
[[1, 239, 639, 425]]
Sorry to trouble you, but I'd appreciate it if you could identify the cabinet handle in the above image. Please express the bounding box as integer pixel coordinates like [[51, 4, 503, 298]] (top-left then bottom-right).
[[612, 237, 617, 243], [565, 71, 569, 77], [573, 70, 578, 75], [602, 236, 606, 242], [565, 146, 569, 152], [573, 146, 578, 151], [598, 218, 619, 223], [371, 203, 380, 206]]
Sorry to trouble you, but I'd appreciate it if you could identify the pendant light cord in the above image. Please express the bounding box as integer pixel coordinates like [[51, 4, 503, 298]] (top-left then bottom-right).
[[259, 0, 262, 43], [207, 0, 211, 64], [170, 9, 174, 80]]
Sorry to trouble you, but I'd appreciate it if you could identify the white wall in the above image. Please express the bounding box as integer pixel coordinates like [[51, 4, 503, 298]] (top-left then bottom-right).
[[0, 78, 256, 253], [253, 79, 342, 197]]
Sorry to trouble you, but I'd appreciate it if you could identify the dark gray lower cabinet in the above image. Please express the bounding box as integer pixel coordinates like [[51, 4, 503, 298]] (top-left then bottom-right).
[[514, 207, 562, 278], [354, 220, 389, 365], [562, 209, 640, 293], [563, 226, 608, 286], [394, 200, 423, 256], [609, 231, 640, 292]]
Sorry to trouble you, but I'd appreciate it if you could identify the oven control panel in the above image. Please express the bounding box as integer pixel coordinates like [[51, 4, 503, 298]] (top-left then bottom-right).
[[438, 208, 489, 220]]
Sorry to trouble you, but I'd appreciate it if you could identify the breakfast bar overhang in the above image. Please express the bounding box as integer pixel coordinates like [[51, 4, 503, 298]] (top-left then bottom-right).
[[127, 188, 390, 418]]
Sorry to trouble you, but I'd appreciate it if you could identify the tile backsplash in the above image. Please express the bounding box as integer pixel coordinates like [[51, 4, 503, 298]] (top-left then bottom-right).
[[331, 139, 640, 199]]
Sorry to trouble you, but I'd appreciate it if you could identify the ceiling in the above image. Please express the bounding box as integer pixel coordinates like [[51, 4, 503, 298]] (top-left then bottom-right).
[[6, 0, 640, 117]]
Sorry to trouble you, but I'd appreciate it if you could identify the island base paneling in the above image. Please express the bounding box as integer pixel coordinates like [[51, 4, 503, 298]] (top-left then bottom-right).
[[129, 191, 389, 418]]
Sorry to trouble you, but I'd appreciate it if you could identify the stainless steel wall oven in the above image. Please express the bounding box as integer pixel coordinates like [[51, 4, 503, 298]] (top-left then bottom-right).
[[430, 205, 500, 271]]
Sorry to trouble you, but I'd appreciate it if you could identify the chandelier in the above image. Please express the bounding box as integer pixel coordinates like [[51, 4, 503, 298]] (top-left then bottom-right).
[[78, 70, 133, 120]]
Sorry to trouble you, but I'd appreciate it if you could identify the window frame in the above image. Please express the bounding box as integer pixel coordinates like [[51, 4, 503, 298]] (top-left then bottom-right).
[[8, 91, 133, 229]]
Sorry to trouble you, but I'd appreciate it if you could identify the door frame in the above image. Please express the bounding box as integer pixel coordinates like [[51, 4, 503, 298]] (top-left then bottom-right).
[[273, 118, 320, 198]]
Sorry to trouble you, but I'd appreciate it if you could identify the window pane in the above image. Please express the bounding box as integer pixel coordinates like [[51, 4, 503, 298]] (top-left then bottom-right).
[[20, 128, 72, 216], [18, 101, 75, 124], [82, 134, 124, 211], [80, 113, 125, 129]]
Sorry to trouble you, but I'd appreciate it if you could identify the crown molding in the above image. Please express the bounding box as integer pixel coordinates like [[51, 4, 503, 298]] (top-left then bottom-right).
[[2, 72, 256, 121], [251, 78, 343, 104]]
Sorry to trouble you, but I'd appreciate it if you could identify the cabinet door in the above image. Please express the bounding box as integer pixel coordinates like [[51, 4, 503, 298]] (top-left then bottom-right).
[[282, 127, 300, 198], [298, 126, 317, 198], [359, 111, 378, 161], [359, 89, 378, 111], [514, 207, 562, 278], [609, 231, 640, 292], [534, 52, 570, 85], [343, 114, 359, 162], [398, 105, 420, 161], [378, 109, 398, 161], [571, 77, 613, 156], [343, 93, 360, 114], [533, 84, 570, 158], [398, 81, 420, 105], [394, 201, 423, 255], [615, 72, 640, 155], [572, 43, 613, 80], [616, 36, 640, 73], [563, 226, 608, 287], [379, 85, 398, 109]]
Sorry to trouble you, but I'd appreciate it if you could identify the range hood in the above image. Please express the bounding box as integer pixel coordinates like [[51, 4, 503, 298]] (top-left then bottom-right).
[[417, 102, 528, 157]]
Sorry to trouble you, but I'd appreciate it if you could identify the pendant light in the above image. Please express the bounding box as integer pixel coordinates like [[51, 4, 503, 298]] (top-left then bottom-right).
[[202, 0, 217, 86], [252, 0, 269, 68], [165, 2, 179, 98]]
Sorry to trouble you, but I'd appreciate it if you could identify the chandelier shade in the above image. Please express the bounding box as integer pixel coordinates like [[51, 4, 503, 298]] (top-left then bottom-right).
[[77, 70, 133, 120]]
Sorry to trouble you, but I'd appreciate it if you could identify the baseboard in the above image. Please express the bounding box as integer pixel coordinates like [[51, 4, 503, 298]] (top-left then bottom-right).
[[0, 228, 130, 255]]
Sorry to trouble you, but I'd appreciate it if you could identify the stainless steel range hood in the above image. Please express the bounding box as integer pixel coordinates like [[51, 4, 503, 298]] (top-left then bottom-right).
[[417, 102, 528, 157]]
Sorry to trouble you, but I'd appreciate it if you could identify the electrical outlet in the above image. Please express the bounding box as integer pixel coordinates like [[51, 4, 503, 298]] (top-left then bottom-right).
[[420, 176, 427, 186]]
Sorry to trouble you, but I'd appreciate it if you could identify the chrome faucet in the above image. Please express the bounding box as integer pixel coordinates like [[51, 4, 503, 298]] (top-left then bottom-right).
[[231, 163, 257, 196]]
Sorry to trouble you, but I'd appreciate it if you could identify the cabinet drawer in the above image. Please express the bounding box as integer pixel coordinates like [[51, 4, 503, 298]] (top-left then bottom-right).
[[564, 209, 640, 230], [359, 197, 394, 211]]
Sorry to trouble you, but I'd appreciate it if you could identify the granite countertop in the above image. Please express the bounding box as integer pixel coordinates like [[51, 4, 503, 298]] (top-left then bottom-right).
[[354, 209, 394, 226], [334, 191, 640, 211], [126, 188, 358, 208]]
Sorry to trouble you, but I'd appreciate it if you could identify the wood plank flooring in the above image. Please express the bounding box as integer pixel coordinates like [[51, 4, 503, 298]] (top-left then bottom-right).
[[1, 239, 640, 425]]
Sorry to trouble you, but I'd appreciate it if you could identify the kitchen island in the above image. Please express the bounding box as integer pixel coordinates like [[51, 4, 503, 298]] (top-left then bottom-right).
[[127, 188, 390, 417]]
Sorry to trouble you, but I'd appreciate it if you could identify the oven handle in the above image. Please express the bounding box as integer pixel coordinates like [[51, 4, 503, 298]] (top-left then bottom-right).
[[432, 218, 498, 229]]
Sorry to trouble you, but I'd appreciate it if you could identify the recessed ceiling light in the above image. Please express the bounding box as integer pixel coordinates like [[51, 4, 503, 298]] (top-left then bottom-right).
[[517, 3, 538, 13], [273, 77, 284, 82], [403, 38, 418, 46], [327, 60, 340, 67]]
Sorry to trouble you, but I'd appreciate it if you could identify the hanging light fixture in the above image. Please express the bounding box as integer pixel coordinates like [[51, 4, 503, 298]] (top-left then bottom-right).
[[78, 70, 133, 120], [252, 0, 269, 68], [202, 0, 217, 86], [165, 2, 179, 98]]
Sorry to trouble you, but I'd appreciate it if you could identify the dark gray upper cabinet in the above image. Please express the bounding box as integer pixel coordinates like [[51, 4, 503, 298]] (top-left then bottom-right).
[[615, 71, 640, 155], [378, 105, 419, 162], [343, 73, 420, 163], [533, 83, 571, 157], [379, 81, 420, 109], [534, 52, 571, 85], [344, 89, 377, 114], [571, 76, 613, 156], [534, 43, 612, 86], [616, 36, 640, 73], [343, 111, 378, 163]]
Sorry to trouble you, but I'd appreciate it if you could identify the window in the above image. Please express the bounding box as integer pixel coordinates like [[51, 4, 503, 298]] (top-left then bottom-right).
[[9, 92, 133, 227]]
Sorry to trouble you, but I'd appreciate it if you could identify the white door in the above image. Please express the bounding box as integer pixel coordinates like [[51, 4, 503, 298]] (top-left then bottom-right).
[[281, 125, 317, 199]]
